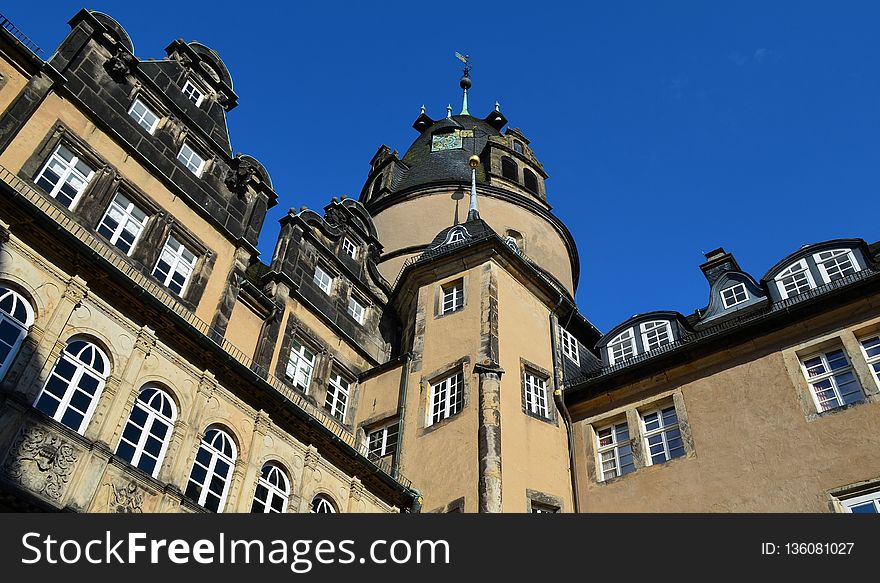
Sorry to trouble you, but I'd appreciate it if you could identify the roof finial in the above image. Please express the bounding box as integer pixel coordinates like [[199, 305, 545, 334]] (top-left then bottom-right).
[[495, 101, 500, 112], [456, 52, 471, 116], [420, 104, 426, 114], [446, 104, 452, 118]]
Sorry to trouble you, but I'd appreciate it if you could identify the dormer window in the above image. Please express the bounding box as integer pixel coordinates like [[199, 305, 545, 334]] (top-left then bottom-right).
[[720, 283, 749, 308], [775, 258, 815, 299], [814, 249, 859, 283], [182, 80, 205, 107], [177, 143, 206, 177], [608, 329, 636, 365], [640, 320, 673, 352], [558, 327, 580, 365], [448, 230, 464, 244], [342, 238, 357, 260]]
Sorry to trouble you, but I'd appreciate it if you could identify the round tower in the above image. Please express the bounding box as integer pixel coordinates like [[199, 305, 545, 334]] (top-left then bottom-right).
[[359, 82, 581, 296]]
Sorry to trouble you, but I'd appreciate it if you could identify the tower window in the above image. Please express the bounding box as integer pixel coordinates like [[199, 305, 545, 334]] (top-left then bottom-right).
[[801, 348, 864, 412], [127, 98, 160, 134], [429, 371, 464, 426], [523, 371, 549, 418], [177, 143, 206, 177], [501, 156, 518, 181], [558, 327, 580, 365], [34, 144, 95, 210], [720, 283, 749, 308], [441, 280, 464, 315], [513, 140, 524, 154], [342, 237, 358, 259], [182, 80, 205, 107], [523, 168, 539, 194]]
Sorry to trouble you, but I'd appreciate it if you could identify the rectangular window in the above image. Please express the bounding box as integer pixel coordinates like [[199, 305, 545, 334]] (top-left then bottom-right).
[[127, 98, 160, 134], [347, 297, 365, 324], [342, 238, 357, 259], [720, 283, 749, 308], [801, 349, 864, 412], [367, 422, 399, 461], [152, 235, 197, 296], [559, 327, 580, 365], [96, 192, 148, 255], [324, 372, 350, 422], [177, 143, 206, 177], [814, 249, 859, 283], [182, 80, 205, 106], [285, 340, 316, 392], [841, 491, 880, 513], [523, 371, 549, 418], [530, 502, 559, 514], [441, 280, 464, 315], [313, 266, 333, 295], [640, 321, 673, 352], [429, 371, 464, 426], [642, 405, 685, 465], [859, 335, 880, 384], [34, 144, 95, 209], [596, 422, 635, 480]]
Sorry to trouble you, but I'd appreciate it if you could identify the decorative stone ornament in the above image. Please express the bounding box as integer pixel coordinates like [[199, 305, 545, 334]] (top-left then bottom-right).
[[104, 48, 137, 82], [107, 480, 146, 513], [3, 425, 79, 501]]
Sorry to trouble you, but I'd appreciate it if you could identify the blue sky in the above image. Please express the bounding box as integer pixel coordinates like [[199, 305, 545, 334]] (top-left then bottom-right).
[[6, 2, 879, 332]]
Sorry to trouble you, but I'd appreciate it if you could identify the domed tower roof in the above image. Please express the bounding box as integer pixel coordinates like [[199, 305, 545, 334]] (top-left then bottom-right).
[[394, 114, 502, 192]]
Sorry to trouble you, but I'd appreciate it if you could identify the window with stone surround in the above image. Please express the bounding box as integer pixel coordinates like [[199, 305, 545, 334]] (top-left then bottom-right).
[[96, 192, 148, 256], [177, 142, 206, 177], [115, 385, 177, 478], [641, 405, 686, 466], [185, 426, 236, 513], [367, 421, 399, 462], [428, 371, 464, 426], [523, 370, 549, 418], [313, 265, 333, 295], [324, 371, 351, 422], [251, 463, 290, 514], [285, 339, 316, 393], [596, 421, 635, 480], [34, 143, 95, 210], [311, 494, 337, 513], [347, 296, 365, 324], [801, 348, 864, 412], [182, 79, 205, 107], [341, 237, 358, 260], [440, 280, 464, 315], [127, 97, 160, 134], [152, 235, 197, 296], [859, 335, 880, 385], [0, 285, 34, 381]]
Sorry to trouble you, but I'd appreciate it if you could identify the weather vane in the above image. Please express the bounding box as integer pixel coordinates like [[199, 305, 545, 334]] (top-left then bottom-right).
[[455, 52, 472, 115], [455, 51, 471, 76]]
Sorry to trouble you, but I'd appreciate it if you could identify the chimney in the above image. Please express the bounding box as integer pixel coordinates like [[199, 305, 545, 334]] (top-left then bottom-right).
[[699, 247, 741, 285]]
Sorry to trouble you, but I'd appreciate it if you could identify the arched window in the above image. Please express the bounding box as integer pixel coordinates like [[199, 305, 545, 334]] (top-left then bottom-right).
[[0, 285, 34, 380], [371, 175, 382, 198], [640, 320, 673, 352], [310, 494, 337, 513], [523, 168, 539, 194], [34, 338, 109, 434], [501, 156, 518, 181], [774, 258, 815, 299], [186, 427, 236, 512], [251, 463, 290, 513], [607, 329, 636, 365], [116, 386, 177, 478]]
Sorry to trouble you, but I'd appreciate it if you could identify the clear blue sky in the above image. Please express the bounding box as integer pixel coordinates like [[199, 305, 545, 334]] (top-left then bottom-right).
[[6, 2, 879, 332]]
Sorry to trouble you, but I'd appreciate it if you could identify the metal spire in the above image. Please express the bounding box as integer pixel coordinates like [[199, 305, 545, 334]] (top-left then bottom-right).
[[467, 155, 480, 221], [456, 52, 471, 115]]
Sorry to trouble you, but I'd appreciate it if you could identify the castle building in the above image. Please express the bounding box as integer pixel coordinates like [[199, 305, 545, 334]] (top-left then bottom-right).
[[0, 10, 877, 514]]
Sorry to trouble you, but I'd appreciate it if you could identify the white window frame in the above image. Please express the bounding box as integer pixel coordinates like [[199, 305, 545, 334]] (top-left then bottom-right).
[[558, 326, 580, 365], [152, 235, 197, 296], [858, 335, 880, 385], [324, 372, 350, 422], [347, 297, 365, 324], [813, 249, 860, 284], [127, 97, 160, 134], [523, 371, 549, 418], [775, 258, 816, 299], [177, 142, 206, 177], [313, 265, 333, 295], [251, 463, 290, 514], [310, 495, 337, 513], [428, 371, 464, 426], [720, 282, 749, 308], [841, 491, 880, 513], [185, 427, 236, 513], [0, 286, 34, 381], [33, 339, 109, 435], [640, 320, 673, 352], [641, 405, 686, 466], [115, 386, 177, 478], [800, 349, 864, 412], [34, 144, 95, 210], [607, 328, 637, 365], [367, 421, 399, 461], [596, 421, 635, 481], [96, 192, 148, 256], [182, 80, 205, 107], [341, 238, 358, 259], [285, 339, 316, 393], [441, 280, 464, 315]]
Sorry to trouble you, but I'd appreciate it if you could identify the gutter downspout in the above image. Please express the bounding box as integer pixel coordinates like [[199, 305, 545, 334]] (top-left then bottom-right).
[[393, 352, 411, 480], [550, 295, 581, 514]]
